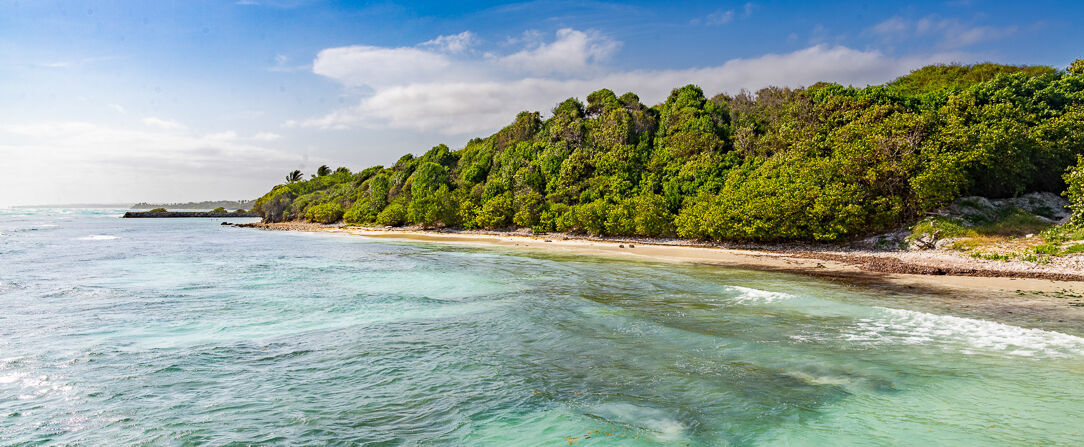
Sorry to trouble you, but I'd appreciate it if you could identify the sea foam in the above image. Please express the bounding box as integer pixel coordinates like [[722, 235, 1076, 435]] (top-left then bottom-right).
[[843, 307, 1084, 358], [726, 285, 796, 304]]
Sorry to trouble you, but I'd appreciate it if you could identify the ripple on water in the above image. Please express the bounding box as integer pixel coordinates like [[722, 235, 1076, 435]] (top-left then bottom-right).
[[2, 211, 1083, 446], [75, 235, 119, 241]]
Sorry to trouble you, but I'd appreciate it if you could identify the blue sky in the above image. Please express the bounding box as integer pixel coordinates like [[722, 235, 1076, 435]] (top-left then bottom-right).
[[1, 0, 1081, 205]]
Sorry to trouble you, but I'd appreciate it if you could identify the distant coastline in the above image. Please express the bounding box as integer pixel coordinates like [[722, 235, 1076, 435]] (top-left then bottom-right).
[[131, 200, 254, 210], [124, 210, 259, 218]]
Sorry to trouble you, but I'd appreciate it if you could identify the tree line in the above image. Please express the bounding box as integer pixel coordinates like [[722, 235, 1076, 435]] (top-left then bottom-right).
[[255, 61, 1084, 241]]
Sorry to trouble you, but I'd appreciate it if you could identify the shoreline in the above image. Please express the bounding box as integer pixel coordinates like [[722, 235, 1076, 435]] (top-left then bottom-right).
[[241, 222, 1084, 294], [240, 221, 1084, 334]]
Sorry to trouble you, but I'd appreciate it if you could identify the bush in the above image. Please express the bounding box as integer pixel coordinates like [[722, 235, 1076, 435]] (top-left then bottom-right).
[[212, 207, 227, 213], [305, 203, 344, 224], [343, 201, 376, 224], [1066, 155, 1084, 225], [149, 207, 167, 213], [475, 193, 513, 229], [375, 200, 407, 226]]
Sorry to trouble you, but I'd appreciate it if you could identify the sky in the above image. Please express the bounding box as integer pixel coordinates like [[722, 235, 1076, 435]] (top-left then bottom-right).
[[1, 0, 1081, 206]]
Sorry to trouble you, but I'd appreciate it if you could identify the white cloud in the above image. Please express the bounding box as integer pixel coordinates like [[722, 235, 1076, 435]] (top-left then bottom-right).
[[743, 2, 756, 17], [304, 36, 963, 135], [941, 24, 1018, 48], [141, 117, 186, 130], [869, 15, 1018, 48], [871, 17, 909, 36], [704, 10, 735, 26], [107, 104, 127, 114], [313, 45, 458, 88], [497, 28, 618, 77], [205, 130, 238, 141], [421, 31, 476, 53], [0, 121, 300, 205], [251, 132, 282, 141]]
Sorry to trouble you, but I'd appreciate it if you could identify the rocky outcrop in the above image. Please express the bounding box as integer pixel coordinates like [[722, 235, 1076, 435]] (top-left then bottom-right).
[[950, 192, 1070, 223]]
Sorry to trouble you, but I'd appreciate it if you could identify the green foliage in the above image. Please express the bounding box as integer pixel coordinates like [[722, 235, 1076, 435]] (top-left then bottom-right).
[[887, 63, 1055, 96], [304, 203, 343, 224], [286, 170, 302, 183], [1068, 59, 1084, 75], [475, 193, 513, 229], [252, 62, 1084, 243], [211, 207, 227, 213], [376, 200, 407, 226], [1065, 155, 1084, 225], [149, 207, 167, 213]]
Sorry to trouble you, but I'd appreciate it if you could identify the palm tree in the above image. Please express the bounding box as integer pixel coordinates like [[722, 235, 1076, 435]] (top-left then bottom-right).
[[286, 170, 303, 183], [316, 165, 332, 176]]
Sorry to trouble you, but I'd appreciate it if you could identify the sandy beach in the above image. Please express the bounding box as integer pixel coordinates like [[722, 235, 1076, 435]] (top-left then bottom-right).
[[243, 222, 1084, 291]]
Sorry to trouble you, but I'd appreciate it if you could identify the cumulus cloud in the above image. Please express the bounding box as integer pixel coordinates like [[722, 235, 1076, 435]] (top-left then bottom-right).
[[304, 29, 962, 135], [497, 28, 618, 77]]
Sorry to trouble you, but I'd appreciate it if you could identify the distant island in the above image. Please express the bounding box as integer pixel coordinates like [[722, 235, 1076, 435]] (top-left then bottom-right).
[[132, 200, 255, 210], [123, 208, 258, 218], [252, 61, 1084, 264]]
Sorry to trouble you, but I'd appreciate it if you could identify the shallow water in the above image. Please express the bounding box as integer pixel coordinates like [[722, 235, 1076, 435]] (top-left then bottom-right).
[[1, 209, 1082, 445]]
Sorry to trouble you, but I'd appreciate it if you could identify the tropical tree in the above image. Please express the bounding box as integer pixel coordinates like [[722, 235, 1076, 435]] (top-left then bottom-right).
[[286, 170, 303, 183], [316, 165, 332, 176], [1068, 59, 1084, 75]]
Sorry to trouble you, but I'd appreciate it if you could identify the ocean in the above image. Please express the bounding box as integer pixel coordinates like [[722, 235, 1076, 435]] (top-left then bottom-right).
[[1, 208, 1082, 445]]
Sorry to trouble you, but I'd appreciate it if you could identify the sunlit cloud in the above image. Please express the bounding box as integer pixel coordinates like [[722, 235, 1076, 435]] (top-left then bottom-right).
[[304, 29, 964, 135]]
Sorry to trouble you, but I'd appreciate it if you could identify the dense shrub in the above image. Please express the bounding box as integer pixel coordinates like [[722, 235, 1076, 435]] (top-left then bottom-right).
[[1066, 155, 1084, 225], [305, 203, 344, 224], [375, 200, 407, 226]]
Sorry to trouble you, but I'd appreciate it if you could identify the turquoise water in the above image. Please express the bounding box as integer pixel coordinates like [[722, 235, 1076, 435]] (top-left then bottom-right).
[[1, 209, 1082, 446]]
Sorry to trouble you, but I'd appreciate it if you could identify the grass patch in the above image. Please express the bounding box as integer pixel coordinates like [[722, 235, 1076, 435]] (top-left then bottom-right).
[[909, 216, 975, 239], [972, 207, 1053, 236], [970, 252, 1013, 261], [1063, 243, 1084, 254], [1020, 253, 1052, 264]]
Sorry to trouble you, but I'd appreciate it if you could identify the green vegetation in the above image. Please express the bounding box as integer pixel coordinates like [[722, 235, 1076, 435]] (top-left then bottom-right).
[[286, 170, 303, 183], [1065, 156, 1084, 225], [305, 203, 344, 224], [255, 61, 1084, 242], [149, 207, 167, 213], [133, 200, 255, 210]]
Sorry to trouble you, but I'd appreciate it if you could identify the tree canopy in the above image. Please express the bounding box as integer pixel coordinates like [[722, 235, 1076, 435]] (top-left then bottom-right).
[[256, 62, 1084, 242]]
